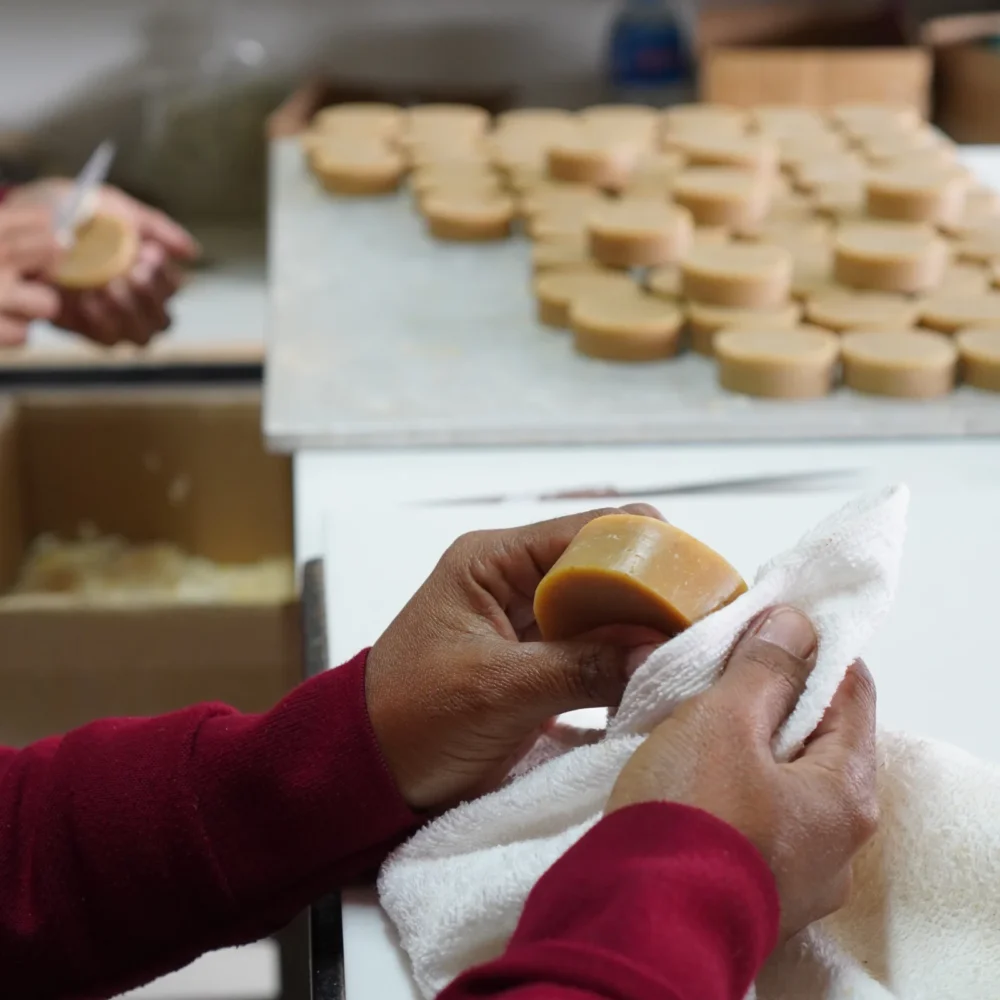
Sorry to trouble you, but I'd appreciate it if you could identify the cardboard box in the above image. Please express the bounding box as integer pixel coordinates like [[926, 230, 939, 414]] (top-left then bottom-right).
[[0, 389, 300, 747], [699, 2, 931, 115], [922, 14, 1000, 142]]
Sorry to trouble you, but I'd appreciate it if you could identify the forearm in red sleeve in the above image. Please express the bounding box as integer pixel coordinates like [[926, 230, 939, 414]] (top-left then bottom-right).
[[442, 803, 779, 1000], [0, 649, 418, 1000]]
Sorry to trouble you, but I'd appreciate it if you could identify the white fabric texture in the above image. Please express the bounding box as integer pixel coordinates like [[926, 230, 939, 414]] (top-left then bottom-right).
[[379, 485, 1000, 999]]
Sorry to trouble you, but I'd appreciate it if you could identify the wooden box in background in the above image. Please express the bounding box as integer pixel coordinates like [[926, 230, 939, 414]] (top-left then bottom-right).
[[699, 2, 931, 114], [0, 389, 300, 747]]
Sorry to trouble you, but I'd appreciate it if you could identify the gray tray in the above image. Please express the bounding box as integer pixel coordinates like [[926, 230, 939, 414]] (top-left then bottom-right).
[[265, 139, 1000, 451]]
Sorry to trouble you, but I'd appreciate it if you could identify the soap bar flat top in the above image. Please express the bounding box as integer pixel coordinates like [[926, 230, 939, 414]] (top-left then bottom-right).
[[533, 514, 747, 641]]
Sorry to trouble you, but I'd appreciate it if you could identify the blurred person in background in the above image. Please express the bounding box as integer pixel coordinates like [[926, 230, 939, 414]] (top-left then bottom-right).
[[0, 179, 197, 347]]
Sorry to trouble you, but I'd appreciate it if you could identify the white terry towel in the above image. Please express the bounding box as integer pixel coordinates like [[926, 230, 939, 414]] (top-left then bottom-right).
[[380, 485, 1000, 999]]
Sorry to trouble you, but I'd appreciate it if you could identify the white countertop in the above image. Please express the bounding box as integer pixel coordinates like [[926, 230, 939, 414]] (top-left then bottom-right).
[[291, 144, 1000, 1000]]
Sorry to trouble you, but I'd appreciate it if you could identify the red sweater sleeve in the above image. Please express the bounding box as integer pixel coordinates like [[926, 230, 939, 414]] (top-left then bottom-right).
[[442, 803, 779, 1000], [0, 650, 418, 1000]]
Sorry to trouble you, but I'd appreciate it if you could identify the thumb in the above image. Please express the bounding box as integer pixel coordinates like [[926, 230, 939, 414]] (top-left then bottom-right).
[[505, 634, 661, 723]]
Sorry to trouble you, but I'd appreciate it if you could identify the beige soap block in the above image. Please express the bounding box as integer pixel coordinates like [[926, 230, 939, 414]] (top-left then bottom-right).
[[661, 103, 746, 133], [793, 157, 868, 194], [54, 213, 139, 290], [688, 301, 801, 355], [813, 180, 867, 221], [840, 329, 957, 398], [531, 237, 592, 274], [646, 264, 682, 300], [671, 133, 778, 175], [790, 245, 836, 301], [534, 268, 637, 328], [715, 327, 840, 399], [751, 106, 830, 136], [956, 327, 1000, 391], [672, 168, 770, 229], [832, 103, 921, 135], [570, 288, 684, 361], [587, 199, 693, 268], [940, 189, 1000, 239], [311, 102, 406, 139], [806, 289, 920, 332], [834, 222, 948, 294], [954, 225, 1000, 265], [496, 108, 576, 131], [938, 261, 990, 295], [865, 165, 968, 227], [423, 193, 516, 241], [867, 145, 959, 172], [681, 242, 792, 308], [547, 135, 641, 189], [406, 103, 490, 134], [519, 184, 601, 221], [311, 140, 406, 195], [919, 293, 1000, 334], [410, 167, 501, 201]]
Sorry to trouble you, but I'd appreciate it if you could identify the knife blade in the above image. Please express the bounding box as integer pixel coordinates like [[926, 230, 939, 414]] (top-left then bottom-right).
[[54, 140, 117, 248], [418, 469, 862, 506]]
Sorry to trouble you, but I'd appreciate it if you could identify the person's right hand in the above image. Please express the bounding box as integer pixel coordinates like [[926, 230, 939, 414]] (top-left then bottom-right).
[[0, 204, 61, 345], [607, 606, 878, 942]]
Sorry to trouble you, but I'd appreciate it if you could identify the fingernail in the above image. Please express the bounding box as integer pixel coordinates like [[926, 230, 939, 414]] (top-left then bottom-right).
[[625, 643, 661, 677], [754, 607, 816, 659]]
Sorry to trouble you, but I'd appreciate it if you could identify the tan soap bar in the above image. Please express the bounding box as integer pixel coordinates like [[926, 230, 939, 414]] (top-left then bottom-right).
[[954, 226, 1000, 264], [54, 214, 139, 290], [547, 136, 640, 189], [570, 289, 684, 361], [672, 168, 770, 229], [496, 107, 575, 131], [534, 269, 637, 328], [832, 103, 921, 135], [406, 103, 490, 134], [312, 102, 405, 138], [834, 222, 947, 294], [672, 132, 778, 175], [938, 261, 990, 295], [587, 200, 693, 268], [865, 166, 967, 227], [411, 167, 501, 200], [752, 106, 830, 136], [661, 103, 746, 133], [311, 140, 406, 195], [919, 293, 1000, 334], [681, 243, 792, 308], [813, 180, 866, 221], [534, 514, 747, 641], [841, 329, 957, 398], [423, 194, 515, 241], [646, 264, 682, 300], [688, 301, 801, 356], [715, 327, 840, 399], [806, 289, 919, 332], [531, 237, 592, 274], [957, 327, 1000, 391]]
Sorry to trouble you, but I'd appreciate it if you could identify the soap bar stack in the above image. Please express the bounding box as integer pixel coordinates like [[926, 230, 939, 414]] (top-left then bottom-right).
[[300, 99, 1000, 398]]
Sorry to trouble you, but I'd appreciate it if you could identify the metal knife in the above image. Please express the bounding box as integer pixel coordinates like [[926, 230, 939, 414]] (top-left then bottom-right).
[[54, 140, 117, 248], [419, 469, 862, 506]]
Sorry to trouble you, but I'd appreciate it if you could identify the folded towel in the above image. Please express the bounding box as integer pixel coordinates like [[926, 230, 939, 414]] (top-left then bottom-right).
[[381, 485, 999, 999]]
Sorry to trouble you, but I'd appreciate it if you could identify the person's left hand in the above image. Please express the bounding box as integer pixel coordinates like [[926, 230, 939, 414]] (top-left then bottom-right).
[[6, 181, 199, 346], [366, 505, 667, 812]]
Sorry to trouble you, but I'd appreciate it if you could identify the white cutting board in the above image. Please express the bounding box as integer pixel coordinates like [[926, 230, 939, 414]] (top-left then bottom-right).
[[322, 485, 1000, 999]]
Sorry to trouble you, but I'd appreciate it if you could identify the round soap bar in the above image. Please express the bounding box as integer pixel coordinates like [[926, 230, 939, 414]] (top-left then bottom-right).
[[672, 132, 778, 175], [423, 193, 515, 241], [520, 184, 602, 222], [570, 289, 684, 361], [534, 268, 637, 328], [688, 301, 801, 356], [956, 327, 1000, 391], [54, 214, 139, 290], [406, 103, 490, 135], [788, 243, 835, 301], [752, 106, 830, 136], [547, 136, 640, 189], [681, 242, 793, 308], [865, 166, 967, 227], [841, 329, 957, 398], [832, 103, 921, 135], [410, 167, 501, 200], [919, 293, 1000, 334], [805, 289, 919, 332], [533, 514, 747, 641], [311, 102, 405, 138], [646, 264, 682, 300], [661, 103, 746, 134], [311, 140, 406, 195], [954, 225, 1000, 264], [813, 180, 866, 221], [672, 168, 770, 229], [531, 237, 591, 274], [937, 261, 990, 295], [496, 107, 575, 131], [793, 157, 867, 193], [587, 199, 693, 268], [715, 327, 840, 399], [834, 222, 947, 294]]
